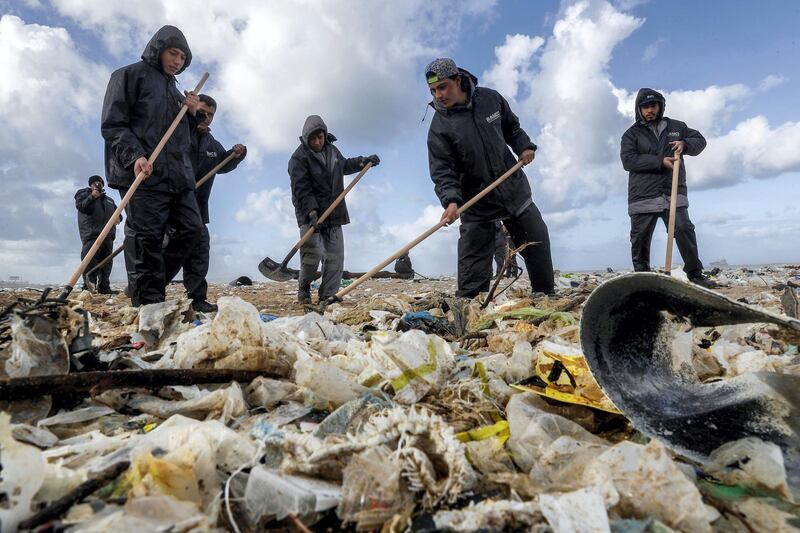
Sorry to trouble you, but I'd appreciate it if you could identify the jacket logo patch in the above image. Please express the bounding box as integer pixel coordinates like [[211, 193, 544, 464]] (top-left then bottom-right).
[[206, 151, 217, 157], [667, 132, 680, 138], [485, 111, 501, 123]]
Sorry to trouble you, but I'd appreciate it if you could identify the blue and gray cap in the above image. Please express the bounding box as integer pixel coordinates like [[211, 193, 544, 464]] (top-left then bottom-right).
[[425, 58, 459, 84]]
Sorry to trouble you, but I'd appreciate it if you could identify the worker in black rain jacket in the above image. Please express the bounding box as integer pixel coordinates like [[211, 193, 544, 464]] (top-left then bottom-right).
[[288, 115, 379, 304], [425, 57, 554, 298], [164, 94, 247, 313], [74, 175, 121, 293], [101, 25, 203, 306], [620, 88, 718, 288]]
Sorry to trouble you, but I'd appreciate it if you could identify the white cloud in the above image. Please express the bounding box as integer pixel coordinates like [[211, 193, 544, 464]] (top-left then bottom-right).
[[758, 74, 787, 92], [0, 15, 111, 282], [482, 34, 544, 102], [641, 36, 662, 62], [234, 187, 297, 240], [519, 0, 643, 211], [51, 0, 497, 154]]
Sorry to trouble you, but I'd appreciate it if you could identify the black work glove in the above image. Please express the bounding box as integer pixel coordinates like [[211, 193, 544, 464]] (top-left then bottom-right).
[[307, 210, 319, 229], [362, 154, 380, 168]]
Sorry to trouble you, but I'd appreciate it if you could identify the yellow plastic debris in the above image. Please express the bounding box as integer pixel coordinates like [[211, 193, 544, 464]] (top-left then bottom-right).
[[512, 340, 621, 414]]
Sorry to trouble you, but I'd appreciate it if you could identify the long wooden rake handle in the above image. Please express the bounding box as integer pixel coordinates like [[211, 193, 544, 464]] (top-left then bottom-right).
[[60, 72, 209, 298], [334, 159, 525, 300]]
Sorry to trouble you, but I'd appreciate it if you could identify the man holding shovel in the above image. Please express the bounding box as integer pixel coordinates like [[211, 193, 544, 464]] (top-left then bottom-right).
[[621, 88, 718, 288], [165, 94, 247, 313], [101, 25, 204, 306], [289, 115, 379, 304], [425, 58, 554, 298], [74, 175, 122, 293]]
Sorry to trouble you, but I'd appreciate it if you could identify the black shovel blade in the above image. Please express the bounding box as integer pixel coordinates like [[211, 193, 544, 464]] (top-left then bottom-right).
[[580, 272, 800, 497], [258, 256, 298, 282]]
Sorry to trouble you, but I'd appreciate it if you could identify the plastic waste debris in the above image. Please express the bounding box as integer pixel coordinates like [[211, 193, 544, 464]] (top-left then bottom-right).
[[367, 330, 455, 404], [540, 487, 611, 533], [513, 340, 620, 414], [281, 406, 476, 508], [506, 393, 607, 473], [705, 437, 793, 500], [244, 466, 341, 523], [172, 297, 298, 375], [294, 353, 369, 407], [432, 499, 542, 531], [1, 314, 70, 378], [137, 298, 191, 350], [66, 495, 210, 532], [11, 423, 59, 449], [245, 376, 298, 408], [337, 445, 411, 530], [397, 310, 458, 338], [0, 412, 45, 533], [583, 440, 719, 533], [105, 382, 248, 424]]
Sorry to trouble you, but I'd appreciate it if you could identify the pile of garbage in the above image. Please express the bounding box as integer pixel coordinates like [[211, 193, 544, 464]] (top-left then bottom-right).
[[0, 265, 798, 532]]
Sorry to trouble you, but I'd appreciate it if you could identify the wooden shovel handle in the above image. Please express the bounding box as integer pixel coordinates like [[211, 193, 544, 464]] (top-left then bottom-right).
[[664, 155, 682, 274]]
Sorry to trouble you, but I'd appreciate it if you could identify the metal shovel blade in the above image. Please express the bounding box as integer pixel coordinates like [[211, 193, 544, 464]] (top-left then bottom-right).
[[258, 256, 298, 282], [580, 272, 800, 496]]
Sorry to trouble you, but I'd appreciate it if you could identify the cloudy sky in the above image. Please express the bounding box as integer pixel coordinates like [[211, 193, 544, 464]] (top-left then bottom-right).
[[1, 0, 798, 284]]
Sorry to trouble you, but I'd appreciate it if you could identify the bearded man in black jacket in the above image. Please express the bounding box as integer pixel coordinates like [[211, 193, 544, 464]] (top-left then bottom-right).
[[620, 88, 718, 288], [101, 25, 203, 306], [425, 58, 554, 298], [74, 175, 121, 293]]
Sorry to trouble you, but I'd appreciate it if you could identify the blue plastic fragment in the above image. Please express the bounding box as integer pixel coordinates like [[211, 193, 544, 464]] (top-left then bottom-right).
[[260, 313, 277, 322]]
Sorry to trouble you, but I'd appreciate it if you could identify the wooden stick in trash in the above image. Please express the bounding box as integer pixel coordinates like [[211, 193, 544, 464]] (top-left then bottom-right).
[[195, 150, 238, 189], [18, 460, 131, 530], [59, 72, 210, 299], [333, 159, 525, 301], [664, 154, 682, 275]]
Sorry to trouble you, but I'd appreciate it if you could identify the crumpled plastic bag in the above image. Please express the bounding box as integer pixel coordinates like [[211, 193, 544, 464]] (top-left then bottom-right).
[[244, 466, 341, 523], [115, 414, 258, 524], [338, 445, 412, 530], [138, 299, 191, 350], [172, 297, 299, 375], [245, 376, 299, 409], [479, 341, 537, 383], [705, 437, 792, 500], [1, 314, 70, 378], [367, 329, 455, 404], [540, 487, 611, 533], [582, 440, 719, 533], [111, 383, 248, 424], [67, 495, 209, 532], [294, 353, 369, 407], [506, 393, 607, 473], [0, 412, 46, 533]]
